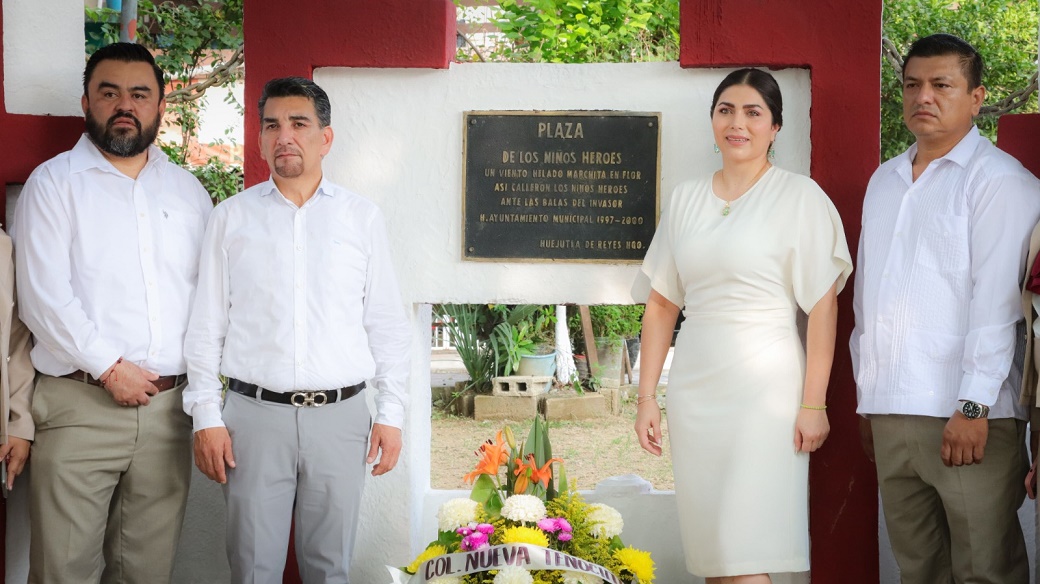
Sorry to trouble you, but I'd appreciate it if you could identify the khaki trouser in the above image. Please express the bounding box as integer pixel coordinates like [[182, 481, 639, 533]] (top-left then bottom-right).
[[28, 374, 192, 584], [872, 414, 1028, 584], [222, 388, 371, 584]]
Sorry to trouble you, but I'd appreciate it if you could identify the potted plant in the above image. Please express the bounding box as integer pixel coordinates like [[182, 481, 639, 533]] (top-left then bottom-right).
[[567, 305, 645, 387], [516, 306, 558, 377]]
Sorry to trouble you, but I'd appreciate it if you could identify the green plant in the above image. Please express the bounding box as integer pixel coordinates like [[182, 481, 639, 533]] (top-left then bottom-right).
[[189, 157, 244, 203], [881, 0, 1038, 159], [491, 0, 679, 63], [568, 305, 645, 345], [436, 304, 497, 395]]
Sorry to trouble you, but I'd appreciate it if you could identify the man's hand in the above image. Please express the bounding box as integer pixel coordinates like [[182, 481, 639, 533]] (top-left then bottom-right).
[[794, 409, 830, 453], [367, 423, 402, 476], [0, 436, 30, 491], [102, 359, 160, 407], [859, 417, 875, 462], [941, 412, 988, 467], [194, 427, 236, 484]]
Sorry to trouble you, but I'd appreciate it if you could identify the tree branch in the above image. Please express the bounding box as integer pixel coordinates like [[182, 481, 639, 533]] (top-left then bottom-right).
[[166, 46, 244, 104]]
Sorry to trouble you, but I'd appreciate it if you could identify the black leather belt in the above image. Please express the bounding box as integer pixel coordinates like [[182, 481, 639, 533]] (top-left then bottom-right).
[[227, 378, 365, 407]]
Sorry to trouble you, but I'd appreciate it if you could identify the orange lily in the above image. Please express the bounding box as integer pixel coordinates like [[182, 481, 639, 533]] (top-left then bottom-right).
[[513, 453, 562, 494], [463, 431, 510, 484]]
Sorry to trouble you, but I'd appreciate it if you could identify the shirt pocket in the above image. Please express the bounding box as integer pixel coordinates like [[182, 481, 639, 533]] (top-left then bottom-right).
[[159, 208, 205, 280], [917, 214, 970, 274], [901, 329, 964, 394]]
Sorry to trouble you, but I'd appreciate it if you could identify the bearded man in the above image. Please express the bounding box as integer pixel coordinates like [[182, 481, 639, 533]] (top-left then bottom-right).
[[12, 42, 212, 584]]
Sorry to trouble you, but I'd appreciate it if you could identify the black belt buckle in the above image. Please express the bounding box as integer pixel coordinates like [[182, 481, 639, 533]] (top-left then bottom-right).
[[290, 390, 329, 408]]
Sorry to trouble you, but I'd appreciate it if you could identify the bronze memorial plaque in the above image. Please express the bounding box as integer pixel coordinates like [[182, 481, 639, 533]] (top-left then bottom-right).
[[463, 111, 660, 262]]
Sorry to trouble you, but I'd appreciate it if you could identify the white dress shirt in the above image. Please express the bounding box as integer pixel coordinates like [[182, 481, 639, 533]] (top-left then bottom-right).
[[12, 134, 213, 378], [183, 178, 411, 432], [851, 126, 1040, 419]]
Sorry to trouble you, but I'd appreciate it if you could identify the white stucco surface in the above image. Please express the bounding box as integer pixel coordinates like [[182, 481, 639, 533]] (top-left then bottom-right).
[[315, 62, 811, 584], [3, 0, 83, 116], [316, 62, 811, 306]]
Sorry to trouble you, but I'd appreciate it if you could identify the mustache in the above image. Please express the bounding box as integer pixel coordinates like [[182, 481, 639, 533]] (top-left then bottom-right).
[[107, 112, 141, 130], [274, 147, 302, 157]]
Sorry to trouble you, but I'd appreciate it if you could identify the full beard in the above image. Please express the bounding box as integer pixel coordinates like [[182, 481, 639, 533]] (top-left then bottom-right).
[[85, 110, 161, 158]]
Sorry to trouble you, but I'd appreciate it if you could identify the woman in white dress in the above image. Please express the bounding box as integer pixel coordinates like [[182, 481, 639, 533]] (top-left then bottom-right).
[[633, 68, 852, 583]]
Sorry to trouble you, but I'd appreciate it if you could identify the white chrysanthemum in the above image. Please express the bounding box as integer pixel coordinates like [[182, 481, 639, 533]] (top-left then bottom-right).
[[587, 503, 624, 539], [430, 577, 464, 584], [563, 572, 602, 584], [437, 498, 479, 532], [493, 566, 534, 584], [500, 494, 547, 523]]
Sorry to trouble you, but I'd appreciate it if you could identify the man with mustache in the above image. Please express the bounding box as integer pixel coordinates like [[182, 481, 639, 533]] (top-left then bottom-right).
[[11, 42, 212, 583], [184, 77, 410, 583], [851, 33, 1040, 583]]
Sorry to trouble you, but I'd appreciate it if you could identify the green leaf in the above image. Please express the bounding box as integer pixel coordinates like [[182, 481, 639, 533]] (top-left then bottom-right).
[[470, 474, 498, 507]]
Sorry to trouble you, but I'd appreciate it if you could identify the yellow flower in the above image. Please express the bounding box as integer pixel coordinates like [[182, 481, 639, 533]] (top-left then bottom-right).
[[407, 544, 447, 574], [501, 525, 549, 547], [614, 547, 655, 584]]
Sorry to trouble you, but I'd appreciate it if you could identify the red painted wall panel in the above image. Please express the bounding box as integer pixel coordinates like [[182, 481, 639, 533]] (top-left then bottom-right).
[[0, 1, 83, 574], [998, 113, 1040, 179], [682, 1, 882, 582], [243, 0, 456, 186]]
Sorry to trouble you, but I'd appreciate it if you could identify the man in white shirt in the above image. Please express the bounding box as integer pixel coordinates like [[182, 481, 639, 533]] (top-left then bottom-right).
[[851, 33, 1040, 583], [12, 43, 213, 583], [184, 77, 411, 583]]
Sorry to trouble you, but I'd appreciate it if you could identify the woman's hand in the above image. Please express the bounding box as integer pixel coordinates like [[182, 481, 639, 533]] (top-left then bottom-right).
[[635, 399, 664, 456], [794, 408, 830, 453]]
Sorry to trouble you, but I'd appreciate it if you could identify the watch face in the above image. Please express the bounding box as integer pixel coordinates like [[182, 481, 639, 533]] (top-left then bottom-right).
[[962, 401, 982, 419]]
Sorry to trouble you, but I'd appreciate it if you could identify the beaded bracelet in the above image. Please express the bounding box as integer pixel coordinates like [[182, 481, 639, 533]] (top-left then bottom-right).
[[800, 403, 827, 411], [99, 356, 124, 387]]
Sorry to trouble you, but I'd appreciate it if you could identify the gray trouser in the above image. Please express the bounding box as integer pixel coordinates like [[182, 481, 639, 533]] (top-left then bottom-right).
[[28, 375, 192, 584], [872, 414, 1028, 584], [222, 388, 371, 584]]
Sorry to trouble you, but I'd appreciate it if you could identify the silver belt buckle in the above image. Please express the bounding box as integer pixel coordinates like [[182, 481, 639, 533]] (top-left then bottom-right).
[[290, 391, 328, 407]]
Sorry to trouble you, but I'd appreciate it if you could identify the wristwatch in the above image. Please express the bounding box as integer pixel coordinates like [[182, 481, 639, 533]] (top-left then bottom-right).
[[957, 400, 990, 420]]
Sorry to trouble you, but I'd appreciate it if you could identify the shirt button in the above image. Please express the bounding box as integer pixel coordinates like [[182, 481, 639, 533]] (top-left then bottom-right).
[[151, 316, 158, 322], [139, 212, 146, 218], [876, 316, 883, 323]]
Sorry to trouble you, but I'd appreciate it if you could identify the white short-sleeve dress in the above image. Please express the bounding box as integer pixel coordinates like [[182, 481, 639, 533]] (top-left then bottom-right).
[[635, 166, 852, 577]]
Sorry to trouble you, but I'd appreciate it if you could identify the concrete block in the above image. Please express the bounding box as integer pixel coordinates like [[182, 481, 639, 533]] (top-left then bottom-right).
[[474, 395, 540, 421], [598, 387, 622, 416], [542, 393, 608, 420], [491, 375, 552, 397]]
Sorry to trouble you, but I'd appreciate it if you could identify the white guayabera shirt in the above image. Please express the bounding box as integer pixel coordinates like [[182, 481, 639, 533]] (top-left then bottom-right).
[[183, 177, 411, 432], [851, 126, 1040, 420]]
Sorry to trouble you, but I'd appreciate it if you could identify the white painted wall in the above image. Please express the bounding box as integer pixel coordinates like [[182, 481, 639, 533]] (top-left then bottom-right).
[[315, 62, 811, 584], [316, 63, 811, 307], [2, 0, 83, 116], [4, 2, 1036, 583]]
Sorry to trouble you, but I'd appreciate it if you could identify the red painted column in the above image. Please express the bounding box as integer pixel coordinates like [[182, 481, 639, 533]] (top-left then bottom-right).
[[0, 0, 84, 576], [243, 2, 456, 581], [681, 1, 882, 582], [998, 113, 1040, 178], [243, 0, 456, 187]]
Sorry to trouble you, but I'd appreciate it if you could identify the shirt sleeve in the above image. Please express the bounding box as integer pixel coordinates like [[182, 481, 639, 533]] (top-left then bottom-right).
[[362, 209, 412, 429], [12, 168, 121, 377], [958, 171, 1040, 406], [182, 205, 231, 431], [632, 195, 684, 307], [791, 186, 853, 314]]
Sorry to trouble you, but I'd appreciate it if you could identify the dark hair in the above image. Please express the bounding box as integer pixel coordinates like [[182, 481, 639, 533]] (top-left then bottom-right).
[[904, 33, 983, 89], [83, 42, 165, 100], [258, 77, 332, 128], [710, 68, 783, 128]]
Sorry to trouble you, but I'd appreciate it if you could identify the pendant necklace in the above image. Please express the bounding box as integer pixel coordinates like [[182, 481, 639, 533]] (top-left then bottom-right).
[[720, 162, 771, 217]]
